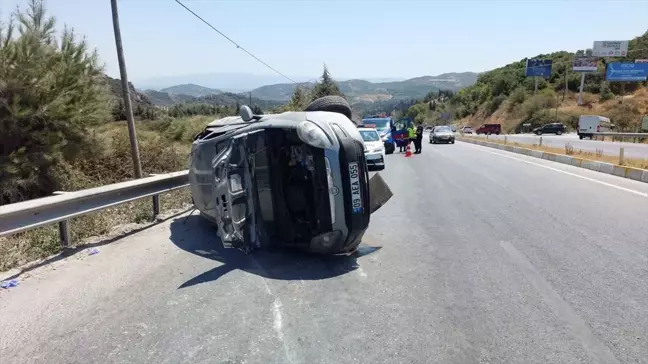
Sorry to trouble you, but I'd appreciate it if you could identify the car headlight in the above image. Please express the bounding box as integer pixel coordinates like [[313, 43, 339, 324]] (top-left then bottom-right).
[[297, 121, 333, 149]]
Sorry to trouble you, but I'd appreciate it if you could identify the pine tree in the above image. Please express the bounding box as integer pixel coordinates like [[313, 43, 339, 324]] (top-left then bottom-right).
[[0, 0, 111, 204], [310, 64, 345, 101]]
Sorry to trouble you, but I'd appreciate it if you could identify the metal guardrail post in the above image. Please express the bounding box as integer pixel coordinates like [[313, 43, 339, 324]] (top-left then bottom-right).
[[152, 195, 161, 217], [53, 191, 71, 248], [619, 147, 625, 165], [504, 136, 507, 144], [58, 220, 71, 248], [539, 137, 543, 147]]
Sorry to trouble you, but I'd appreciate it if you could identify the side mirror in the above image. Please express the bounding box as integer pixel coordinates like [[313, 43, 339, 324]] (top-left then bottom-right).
[[239, 105, 254, 122]]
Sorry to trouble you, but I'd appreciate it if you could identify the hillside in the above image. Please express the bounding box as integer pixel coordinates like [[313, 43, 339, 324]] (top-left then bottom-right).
[[160, 83, 222, 97], [443, 30, 648, 132], [250, 72, 479, 103]]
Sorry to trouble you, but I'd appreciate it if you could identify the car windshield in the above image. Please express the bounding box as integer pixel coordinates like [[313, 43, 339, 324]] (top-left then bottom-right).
[[360, 130, 380, 142], [435, 126, 451, 132], [362, 119, 390, 130]]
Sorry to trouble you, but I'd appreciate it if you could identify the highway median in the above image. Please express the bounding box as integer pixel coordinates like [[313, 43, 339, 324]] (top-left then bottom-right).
[[457, 135, 648, 184]]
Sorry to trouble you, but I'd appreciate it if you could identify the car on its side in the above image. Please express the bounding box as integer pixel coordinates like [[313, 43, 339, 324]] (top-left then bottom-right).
[[475, 124, 501, 135], [429, 125, 455, 144], [188, 96, 380, 255], [357, 127, 385, 170], [533, 122, 566, 135]]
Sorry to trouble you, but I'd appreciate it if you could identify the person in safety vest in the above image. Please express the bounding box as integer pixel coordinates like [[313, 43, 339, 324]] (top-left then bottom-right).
[[407, 125, 416, 151]]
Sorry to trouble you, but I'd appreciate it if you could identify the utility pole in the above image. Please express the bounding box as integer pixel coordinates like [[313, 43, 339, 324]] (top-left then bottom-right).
[[111, 0, 143, 179], [563, 65, 568, 102]]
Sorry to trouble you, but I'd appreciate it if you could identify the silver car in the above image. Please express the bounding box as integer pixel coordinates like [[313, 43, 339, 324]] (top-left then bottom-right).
[[429, 125, 455, 144], [188, 103, 382, 255]]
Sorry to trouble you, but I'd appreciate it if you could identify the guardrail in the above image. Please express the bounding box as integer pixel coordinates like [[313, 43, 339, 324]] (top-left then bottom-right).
[[0, 170, 190, 247]]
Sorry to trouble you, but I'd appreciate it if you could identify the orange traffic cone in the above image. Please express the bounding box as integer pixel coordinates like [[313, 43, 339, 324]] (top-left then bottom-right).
[[405, 142, 412, 157]]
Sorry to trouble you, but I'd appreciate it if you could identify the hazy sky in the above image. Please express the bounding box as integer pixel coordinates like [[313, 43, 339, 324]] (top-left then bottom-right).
[[2, 0, 647, 83]]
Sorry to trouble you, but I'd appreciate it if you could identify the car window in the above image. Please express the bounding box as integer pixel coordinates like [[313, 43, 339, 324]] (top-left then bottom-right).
[[359, 130, 380, 142], [435, 126, 451, 132]]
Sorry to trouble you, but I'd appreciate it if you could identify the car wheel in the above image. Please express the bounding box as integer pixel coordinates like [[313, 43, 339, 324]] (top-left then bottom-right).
[[305, 95, 352, 119], [579, 135, 584, 140], [556, 131, 563, 135], [451, 140, 455, 144]]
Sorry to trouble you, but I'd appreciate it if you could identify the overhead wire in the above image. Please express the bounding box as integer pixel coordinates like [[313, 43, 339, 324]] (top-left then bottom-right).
[[173, 0, 297, 84]]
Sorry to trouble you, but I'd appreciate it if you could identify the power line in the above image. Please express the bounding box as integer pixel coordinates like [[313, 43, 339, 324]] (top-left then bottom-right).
[[173, 0, 297, 84]]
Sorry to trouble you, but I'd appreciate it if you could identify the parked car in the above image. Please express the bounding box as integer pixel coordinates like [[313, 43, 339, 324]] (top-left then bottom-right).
[[188, 96, 392, 255], [462, 126, 473, 134], [475, 124, 501, 135], [358, 127, 385, 170], [533, 123, 566, 135], [577, 115, 614, 139], [429, 125, 455, 144]]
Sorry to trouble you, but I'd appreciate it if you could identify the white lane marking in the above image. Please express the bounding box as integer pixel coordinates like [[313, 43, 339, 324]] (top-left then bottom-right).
[[500, 241, 620, 364], [462, 143, 648, 197], [357, 266, 367, 278], [251, 257, 294, 364]]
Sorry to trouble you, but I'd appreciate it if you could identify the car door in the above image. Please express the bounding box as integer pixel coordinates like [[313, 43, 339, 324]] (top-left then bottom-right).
[[212, 130, 264, 254]]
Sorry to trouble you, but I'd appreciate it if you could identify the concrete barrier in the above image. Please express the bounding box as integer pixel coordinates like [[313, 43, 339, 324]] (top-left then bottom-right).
[[457, 137, 648, 185]]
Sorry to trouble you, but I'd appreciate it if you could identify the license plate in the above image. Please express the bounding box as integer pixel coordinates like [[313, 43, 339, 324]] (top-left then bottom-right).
[[348, 162, 363, 214]]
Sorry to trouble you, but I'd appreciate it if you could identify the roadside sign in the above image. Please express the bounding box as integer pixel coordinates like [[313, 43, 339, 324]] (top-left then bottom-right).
[[592, 41, 628, 57], [573, 56, 598, 72], [605, 62, 648, 82], [525, 59, 552, 78]]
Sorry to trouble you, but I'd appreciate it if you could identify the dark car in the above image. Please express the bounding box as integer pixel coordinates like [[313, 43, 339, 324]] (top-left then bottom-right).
[[533, 122, 566, 135], [475, 124, 501, 135]]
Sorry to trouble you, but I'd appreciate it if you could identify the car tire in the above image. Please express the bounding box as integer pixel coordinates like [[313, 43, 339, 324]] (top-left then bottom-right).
[[556, 131, 563, 135], [451, 140, 455, 144], [385, 143, 395, 155], [305, 96, 353, 119]]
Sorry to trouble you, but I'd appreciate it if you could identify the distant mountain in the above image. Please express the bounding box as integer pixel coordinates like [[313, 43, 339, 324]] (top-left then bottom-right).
[[160, 83, 222, 97], [249, 72, 480, 103], [141, 88, 283, 110], [134, 72, 313, 92]]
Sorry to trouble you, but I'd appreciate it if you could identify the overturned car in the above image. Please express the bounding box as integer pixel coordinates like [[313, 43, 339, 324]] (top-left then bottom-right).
[[188, 96, 392, 255]]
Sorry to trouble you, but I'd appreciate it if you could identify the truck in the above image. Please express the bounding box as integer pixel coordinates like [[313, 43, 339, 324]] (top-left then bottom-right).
[[577, 115, 614, 139]]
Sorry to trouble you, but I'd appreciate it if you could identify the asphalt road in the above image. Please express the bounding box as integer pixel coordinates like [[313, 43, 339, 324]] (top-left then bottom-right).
[[470, 132, 648, 159], [2, 141, 648, 364]]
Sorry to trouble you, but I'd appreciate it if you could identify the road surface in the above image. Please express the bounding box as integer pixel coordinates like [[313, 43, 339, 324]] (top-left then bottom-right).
[[471, 133, 648, 159], [2, 141, 648, 364]]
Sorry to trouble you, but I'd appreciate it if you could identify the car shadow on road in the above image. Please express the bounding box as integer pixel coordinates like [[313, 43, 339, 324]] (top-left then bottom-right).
[[169, 214, 381, 289]]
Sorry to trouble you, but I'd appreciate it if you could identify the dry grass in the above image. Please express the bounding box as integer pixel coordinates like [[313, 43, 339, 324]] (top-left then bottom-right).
[[461, 136, 648, 170], [458, 88, 648, 136], [0, 116, 216, 272]]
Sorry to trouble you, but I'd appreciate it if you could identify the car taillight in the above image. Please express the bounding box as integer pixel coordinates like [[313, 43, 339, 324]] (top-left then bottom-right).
[[596, 125, 600, 132]]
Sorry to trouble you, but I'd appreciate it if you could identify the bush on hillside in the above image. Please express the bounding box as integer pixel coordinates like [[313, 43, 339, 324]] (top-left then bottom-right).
[[0, 0, 112, 205]]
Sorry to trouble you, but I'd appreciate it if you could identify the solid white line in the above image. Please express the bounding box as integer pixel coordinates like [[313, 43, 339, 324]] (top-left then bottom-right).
[[462, 143, 648, 197]]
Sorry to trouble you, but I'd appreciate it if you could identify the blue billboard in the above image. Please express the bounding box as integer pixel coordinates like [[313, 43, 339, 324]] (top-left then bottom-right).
[[525, 59, 553, 78], [605, 62, 648, 82]]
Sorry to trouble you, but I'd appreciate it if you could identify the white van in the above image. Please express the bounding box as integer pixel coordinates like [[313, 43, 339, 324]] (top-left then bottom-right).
[[578, 115, 614, 139]]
